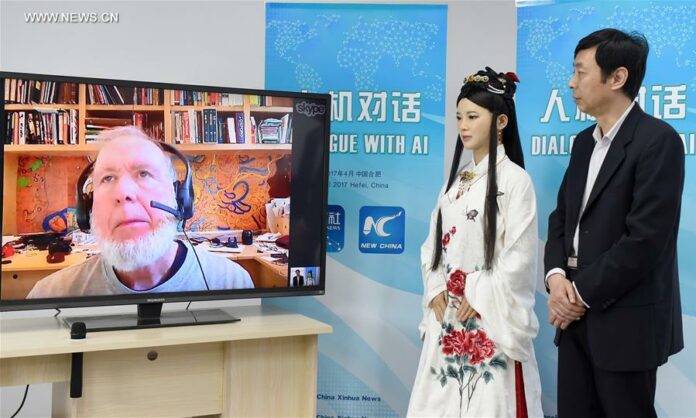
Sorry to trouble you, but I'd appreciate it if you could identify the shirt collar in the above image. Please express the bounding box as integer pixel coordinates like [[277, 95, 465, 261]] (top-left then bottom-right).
[[468, 143, 507, 175], [592, 101, 635, 143]]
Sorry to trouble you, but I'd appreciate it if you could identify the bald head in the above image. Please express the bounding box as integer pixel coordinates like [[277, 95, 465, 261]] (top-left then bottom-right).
[[94, 126, 176, 182]]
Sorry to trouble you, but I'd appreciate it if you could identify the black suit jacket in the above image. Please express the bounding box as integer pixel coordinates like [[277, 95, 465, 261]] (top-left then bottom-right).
[[545, 105, 684, 372]]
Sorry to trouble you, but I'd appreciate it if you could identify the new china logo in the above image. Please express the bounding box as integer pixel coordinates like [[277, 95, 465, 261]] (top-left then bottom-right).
[[359, 206, 405, 254]]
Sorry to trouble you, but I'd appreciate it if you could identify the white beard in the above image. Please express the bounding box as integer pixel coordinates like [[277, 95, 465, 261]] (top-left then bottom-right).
[[92, 217, 179, 272]]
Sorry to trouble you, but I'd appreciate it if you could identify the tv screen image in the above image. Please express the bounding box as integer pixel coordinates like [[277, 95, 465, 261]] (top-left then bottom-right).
[[0, 72, 330, 329]]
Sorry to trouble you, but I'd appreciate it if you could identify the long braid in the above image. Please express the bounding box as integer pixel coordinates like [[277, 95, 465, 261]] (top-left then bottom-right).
[[431, 139, 463, 270], [483, 113, 499, 270]]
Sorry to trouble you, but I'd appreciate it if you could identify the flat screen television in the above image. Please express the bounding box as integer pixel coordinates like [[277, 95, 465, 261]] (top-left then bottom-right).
[[0, 72, 330, 330]]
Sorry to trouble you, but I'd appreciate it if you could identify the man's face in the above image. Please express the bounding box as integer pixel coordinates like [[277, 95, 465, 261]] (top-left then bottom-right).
[[568, 46, 614, 117], [91, 136, 176, 244]]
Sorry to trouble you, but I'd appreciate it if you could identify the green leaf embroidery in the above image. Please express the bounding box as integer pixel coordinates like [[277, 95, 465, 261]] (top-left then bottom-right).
[[446, 365, 458, 379], [464, 319, 477, 332], [483, 370, 493, 383], [489, 356, 507, 369]]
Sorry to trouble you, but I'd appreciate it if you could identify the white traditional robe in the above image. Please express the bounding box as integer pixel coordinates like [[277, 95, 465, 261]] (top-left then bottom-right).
[[408, 145, 543, 417]]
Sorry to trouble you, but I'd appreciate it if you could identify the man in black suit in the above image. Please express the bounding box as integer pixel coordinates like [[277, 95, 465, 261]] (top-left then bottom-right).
[[292, 269, 305, 287], [545, 28, 684, 418]]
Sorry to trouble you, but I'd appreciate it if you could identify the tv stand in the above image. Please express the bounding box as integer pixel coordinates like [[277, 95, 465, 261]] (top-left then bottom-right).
[[62, 302, 240, 332], [1, 305, 331, 417]]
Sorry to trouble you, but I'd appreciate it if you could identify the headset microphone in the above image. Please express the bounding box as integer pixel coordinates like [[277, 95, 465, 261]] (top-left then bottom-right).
[[150, 201, 181, 219]]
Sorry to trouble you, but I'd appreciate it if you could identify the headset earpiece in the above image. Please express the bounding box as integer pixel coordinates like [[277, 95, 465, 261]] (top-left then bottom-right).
[[161, 143, 193, 221], [75, 162, 95, 232]]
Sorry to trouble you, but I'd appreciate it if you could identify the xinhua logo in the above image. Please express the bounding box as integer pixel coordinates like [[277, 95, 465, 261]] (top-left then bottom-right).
[[359, 206, 405, 254], [326, 205, 345, 252]]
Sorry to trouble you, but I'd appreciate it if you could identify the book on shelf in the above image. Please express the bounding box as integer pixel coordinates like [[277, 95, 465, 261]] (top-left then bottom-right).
[[86, 112, 162, 143], [84, 116, 132, 142], [225, 116, 237, 144], [202, 108, 219, 143], [5, 109, 78, 145], [88, 84, 129, 105], [255, 114, 292, 144], [258, 118, 282, 144], [170, 90, 243, 106], [214, 114, 241, 144], [87, 85, 161, 105], [266, 96, 294, 107], [133, 87, 161, 105], [280, 113, 292, 144], [132, 112, 163, 141], [172, 110, 204, 144], [190, 110, 199, 143], [217, 119, 225, 144], [172, 111, 183, 144], [250, 116, 257, 144], [234, 112, 246, 144], [85, 116, 131, 128], [4, 79, 77, 104], [18, 112, 26, 144]]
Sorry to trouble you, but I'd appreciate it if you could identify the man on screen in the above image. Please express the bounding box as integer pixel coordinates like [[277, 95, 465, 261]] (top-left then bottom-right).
[[291, 269, 304, 287], [28, 126, 253, 298]]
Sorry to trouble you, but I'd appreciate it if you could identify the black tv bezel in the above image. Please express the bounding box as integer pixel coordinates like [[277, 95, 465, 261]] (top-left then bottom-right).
[[0, 71, 330, 311]]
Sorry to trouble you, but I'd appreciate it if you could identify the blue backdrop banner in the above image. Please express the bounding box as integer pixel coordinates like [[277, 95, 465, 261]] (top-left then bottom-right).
[[265, 3, 447, 416], [517, 2, 696, 416]]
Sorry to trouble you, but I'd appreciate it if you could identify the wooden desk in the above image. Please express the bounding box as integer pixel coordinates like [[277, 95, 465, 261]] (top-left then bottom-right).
[[1, 245, 288, 300], [0, 305, 332, 417]]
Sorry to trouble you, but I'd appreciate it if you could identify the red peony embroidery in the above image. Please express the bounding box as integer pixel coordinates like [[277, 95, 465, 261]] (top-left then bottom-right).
[[442, 232, 450, 247], [441, 329, 470, 357], [447, 270, 467, 297], [467, 330, 496, 365], [441, 329, 496, 365], [451, 226, 457, 234], [435, 316, 504, 412]]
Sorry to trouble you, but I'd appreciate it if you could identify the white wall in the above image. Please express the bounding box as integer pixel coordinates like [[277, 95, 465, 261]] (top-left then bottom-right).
[[0, 1, 515, 416]]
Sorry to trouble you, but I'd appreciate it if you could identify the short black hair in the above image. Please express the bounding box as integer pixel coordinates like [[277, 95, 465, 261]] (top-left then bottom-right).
[[575, 28, 649, 99]]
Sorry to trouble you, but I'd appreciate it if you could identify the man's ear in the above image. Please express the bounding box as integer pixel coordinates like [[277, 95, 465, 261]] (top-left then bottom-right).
[[497, 114, 508, 131], [610, 67, 628, 92]]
